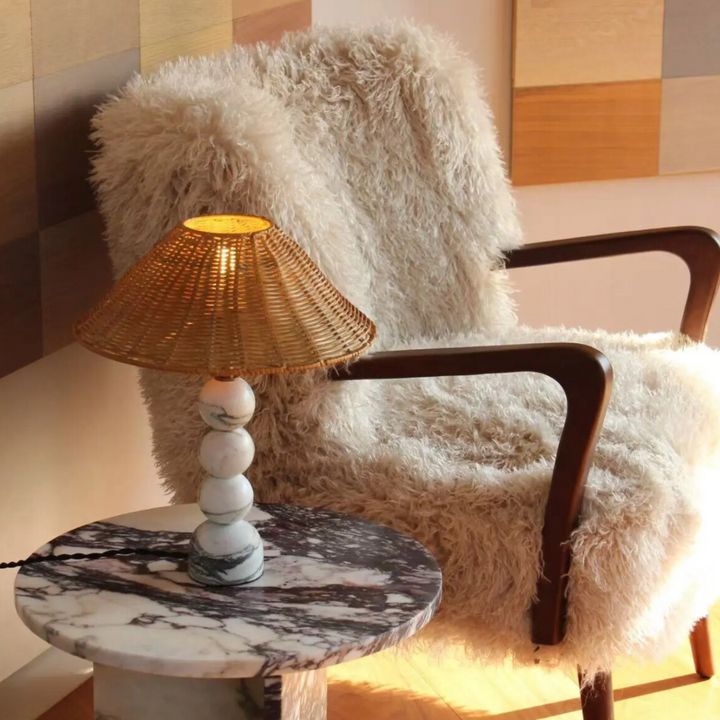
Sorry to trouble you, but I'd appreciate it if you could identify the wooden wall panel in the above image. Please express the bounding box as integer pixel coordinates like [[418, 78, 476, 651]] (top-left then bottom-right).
[[512, 80, 662, 186], [0, 233, 42, 376], [234, 0, 300, 16], [663, 0, 720, 78], [31, 0, 140, 78], [233, 0, 311, 46], [0, 0, 310, 379], [140, 22, 233, 73], [0, 82, 37, 245], [34, 50, 140, 228], [0, 0, 32, 89], [660, 76, 720, 175], [40, 212, 113, 354], [514, 0, 664, 88], [512, 0, 720, 185], [139, 0, 231, 46]]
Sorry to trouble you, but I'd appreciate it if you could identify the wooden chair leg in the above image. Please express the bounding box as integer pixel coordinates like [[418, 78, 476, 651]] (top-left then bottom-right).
[[690, 616, 715, 679], [578, 670, 614, 720]]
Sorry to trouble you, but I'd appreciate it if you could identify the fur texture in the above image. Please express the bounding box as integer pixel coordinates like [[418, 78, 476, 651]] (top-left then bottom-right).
[[91, 23, 720, 676]]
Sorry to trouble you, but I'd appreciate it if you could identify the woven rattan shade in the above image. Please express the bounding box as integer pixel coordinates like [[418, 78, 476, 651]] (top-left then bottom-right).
[[75, 215, 376, 376]]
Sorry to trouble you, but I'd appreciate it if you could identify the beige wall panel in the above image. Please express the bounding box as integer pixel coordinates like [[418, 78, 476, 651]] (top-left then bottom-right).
[[31, 0, 140, 78], [0, 81, 37, 244], [512, 80, 662, 186], [660, 76, 720, 175], [233, 0, 310, 45], [232, 0, 298, 19], [141, 22, 233, 73], [140, 0, 231, 46], [0, 0, 32, 88], [514, 0, 664, 88]]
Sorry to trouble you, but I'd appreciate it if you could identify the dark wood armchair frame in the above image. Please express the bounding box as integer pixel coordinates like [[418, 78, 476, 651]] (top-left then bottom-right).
[[331, 226, 720, 719]]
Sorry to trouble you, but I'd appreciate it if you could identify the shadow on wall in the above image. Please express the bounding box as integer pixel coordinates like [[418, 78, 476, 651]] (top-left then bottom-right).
[[0, 42, 135, 378]]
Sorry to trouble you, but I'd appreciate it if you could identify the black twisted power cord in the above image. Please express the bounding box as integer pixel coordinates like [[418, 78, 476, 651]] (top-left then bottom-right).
[[0, 548, 189, 570]]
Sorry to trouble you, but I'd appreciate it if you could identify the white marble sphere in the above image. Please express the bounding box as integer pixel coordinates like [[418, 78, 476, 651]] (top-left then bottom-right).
[[198, 378, 255, 431], [194, 518, 260, 557], [198, 475, 254, 524], [191, 519, 264, 585], [199, 428, 255, 478]]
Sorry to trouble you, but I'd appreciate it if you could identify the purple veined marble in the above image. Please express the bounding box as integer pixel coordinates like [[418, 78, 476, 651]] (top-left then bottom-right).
[[15, 503, 442, 720]]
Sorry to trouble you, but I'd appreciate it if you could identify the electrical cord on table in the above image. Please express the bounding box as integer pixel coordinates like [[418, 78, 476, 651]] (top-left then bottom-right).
[[0, 548, 188, 569]]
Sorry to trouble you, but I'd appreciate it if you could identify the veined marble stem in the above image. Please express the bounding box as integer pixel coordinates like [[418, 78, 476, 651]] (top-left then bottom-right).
[[188, 377, 264, 586]]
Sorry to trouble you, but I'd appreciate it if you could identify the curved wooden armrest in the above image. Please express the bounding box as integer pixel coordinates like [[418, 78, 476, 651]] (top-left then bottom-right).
[[331, 343, 613, 646], [505, 227, 720, 342]]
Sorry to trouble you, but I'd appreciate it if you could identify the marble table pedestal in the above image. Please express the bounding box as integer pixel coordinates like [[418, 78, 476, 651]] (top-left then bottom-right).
[[94, 664, 326, 720], [15, 504, 442, 720]]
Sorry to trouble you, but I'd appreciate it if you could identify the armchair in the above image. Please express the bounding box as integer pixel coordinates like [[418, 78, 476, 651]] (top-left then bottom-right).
[[90, 22, 720, 720], [333, 226, 720, 719]]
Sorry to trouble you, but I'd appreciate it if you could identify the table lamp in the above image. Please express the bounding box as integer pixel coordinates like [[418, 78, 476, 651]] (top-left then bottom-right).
[[74, 215, 376, 586]]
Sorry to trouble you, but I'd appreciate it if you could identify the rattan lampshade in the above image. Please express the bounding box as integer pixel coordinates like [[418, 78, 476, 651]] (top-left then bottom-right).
[[74, 215, 376, 376]]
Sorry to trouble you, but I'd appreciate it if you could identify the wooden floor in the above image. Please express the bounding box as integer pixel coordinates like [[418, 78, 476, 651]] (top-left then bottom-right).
[[41, 605, 720, 720]]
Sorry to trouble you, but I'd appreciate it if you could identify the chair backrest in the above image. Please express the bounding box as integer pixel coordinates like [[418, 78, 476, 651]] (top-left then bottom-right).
[[92, 22, 522, 350]]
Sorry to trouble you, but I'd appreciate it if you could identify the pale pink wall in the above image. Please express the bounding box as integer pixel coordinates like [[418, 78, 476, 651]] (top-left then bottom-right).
[[0, 346, 166, 681], [313, 0, 720, 346], [513, 174, 720, 346]]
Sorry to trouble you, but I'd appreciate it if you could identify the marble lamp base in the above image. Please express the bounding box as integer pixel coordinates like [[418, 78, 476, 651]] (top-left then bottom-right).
[[95, 664, 326, 720], [190, 377, 264, 586]]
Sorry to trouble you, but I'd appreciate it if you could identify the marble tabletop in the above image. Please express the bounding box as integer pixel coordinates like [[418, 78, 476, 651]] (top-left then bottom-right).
[[15, 504, 442, 678]]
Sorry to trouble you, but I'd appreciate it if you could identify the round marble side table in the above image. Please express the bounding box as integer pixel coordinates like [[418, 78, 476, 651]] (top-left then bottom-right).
[[15, 503, 442, 720]]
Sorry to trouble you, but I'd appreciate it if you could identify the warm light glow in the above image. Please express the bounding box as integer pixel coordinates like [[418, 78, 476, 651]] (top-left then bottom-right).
[[218, 245, 236, 277], [183, 215, 272, 235]]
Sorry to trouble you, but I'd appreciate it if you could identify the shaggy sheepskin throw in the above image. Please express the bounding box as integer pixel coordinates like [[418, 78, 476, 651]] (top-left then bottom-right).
[[91, 22, 720, 676]]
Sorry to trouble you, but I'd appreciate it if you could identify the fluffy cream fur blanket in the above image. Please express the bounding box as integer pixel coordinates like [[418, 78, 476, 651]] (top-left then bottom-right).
[[91, 22, 720, 676]]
